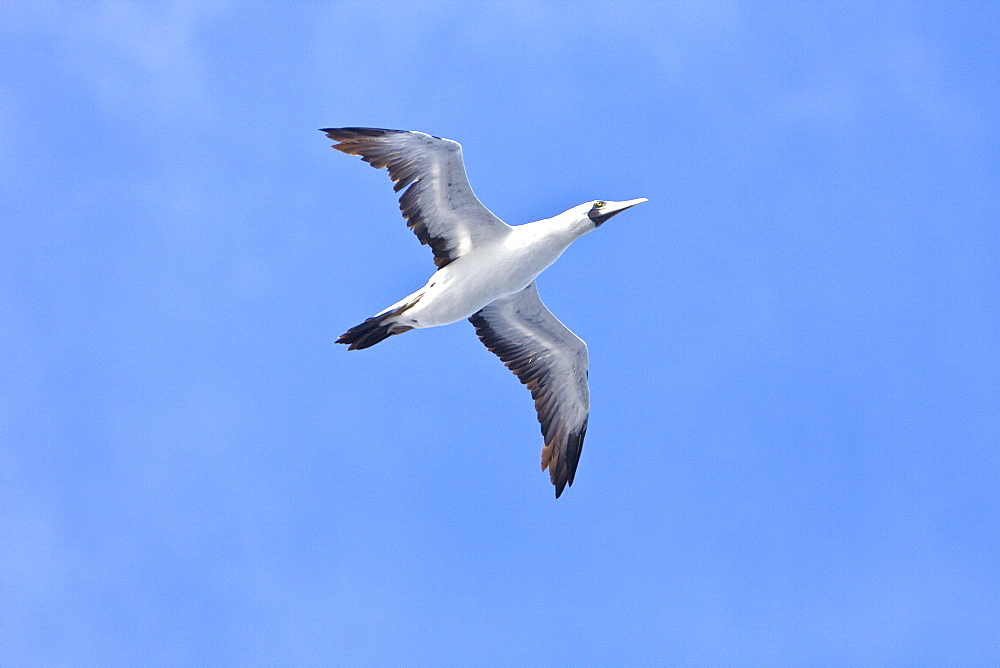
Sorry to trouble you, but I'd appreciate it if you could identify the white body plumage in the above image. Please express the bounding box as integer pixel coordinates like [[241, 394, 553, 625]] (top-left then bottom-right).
[[379, 202, 643, 328]]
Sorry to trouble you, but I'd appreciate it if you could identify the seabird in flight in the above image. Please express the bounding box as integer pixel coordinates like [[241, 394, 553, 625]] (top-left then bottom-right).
[[322, 127, 646, 497]]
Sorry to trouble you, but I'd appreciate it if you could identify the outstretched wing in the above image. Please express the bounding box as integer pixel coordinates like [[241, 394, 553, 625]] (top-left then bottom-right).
[[469, 282, 590, 498], [322, 128, 510, 268]]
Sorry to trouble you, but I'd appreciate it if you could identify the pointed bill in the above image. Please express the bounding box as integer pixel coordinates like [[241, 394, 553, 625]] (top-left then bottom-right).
[[588, 198, 648, 226], [606, 198, 648, 215]]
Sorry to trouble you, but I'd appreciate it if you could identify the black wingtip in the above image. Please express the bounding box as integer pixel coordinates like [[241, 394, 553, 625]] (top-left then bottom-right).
[[550, 425, 586, 498], [554, 476, 574, 498], [320, 127, 397, 139]]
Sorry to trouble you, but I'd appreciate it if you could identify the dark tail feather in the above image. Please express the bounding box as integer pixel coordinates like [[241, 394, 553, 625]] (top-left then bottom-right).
[[337, 301, 419, 350]]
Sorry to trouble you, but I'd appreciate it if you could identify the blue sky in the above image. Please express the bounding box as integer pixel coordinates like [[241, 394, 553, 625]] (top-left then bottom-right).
[[2, 1, 998, 664]]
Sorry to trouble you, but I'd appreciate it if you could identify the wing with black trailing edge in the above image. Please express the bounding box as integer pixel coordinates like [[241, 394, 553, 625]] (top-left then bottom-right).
[[322, 128, 510, 268], [469, 282, 590, 497]]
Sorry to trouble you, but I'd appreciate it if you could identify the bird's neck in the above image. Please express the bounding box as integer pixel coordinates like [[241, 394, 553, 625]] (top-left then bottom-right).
[[525, 212, 592, 244]]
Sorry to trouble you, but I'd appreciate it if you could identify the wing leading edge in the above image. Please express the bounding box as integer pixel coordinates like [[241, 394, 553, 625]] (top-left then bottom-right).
[[322, 127, 509, 268], [469, 282, 590, 497]]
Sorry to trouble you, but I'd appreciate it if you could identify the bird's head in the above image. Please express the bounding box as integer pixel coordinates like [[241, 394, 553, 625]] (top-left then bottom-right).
[[584, 198, 648, 228]]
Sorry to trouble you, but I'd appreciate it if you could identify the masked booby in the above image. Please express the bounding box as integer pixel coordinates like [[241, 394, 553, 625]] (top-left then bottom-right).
[[322, 127, 646, 497]]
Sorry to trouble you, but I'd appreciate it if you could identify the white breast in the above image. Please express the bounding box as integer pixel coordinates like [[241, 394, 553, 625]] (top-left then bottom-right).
[[402, 219, 582, 328]]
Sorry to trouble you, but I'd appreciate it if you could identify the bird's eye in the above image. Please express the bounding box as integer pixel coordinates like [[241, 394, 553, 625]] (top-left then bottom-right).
[[595, 201, 606, 208]]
